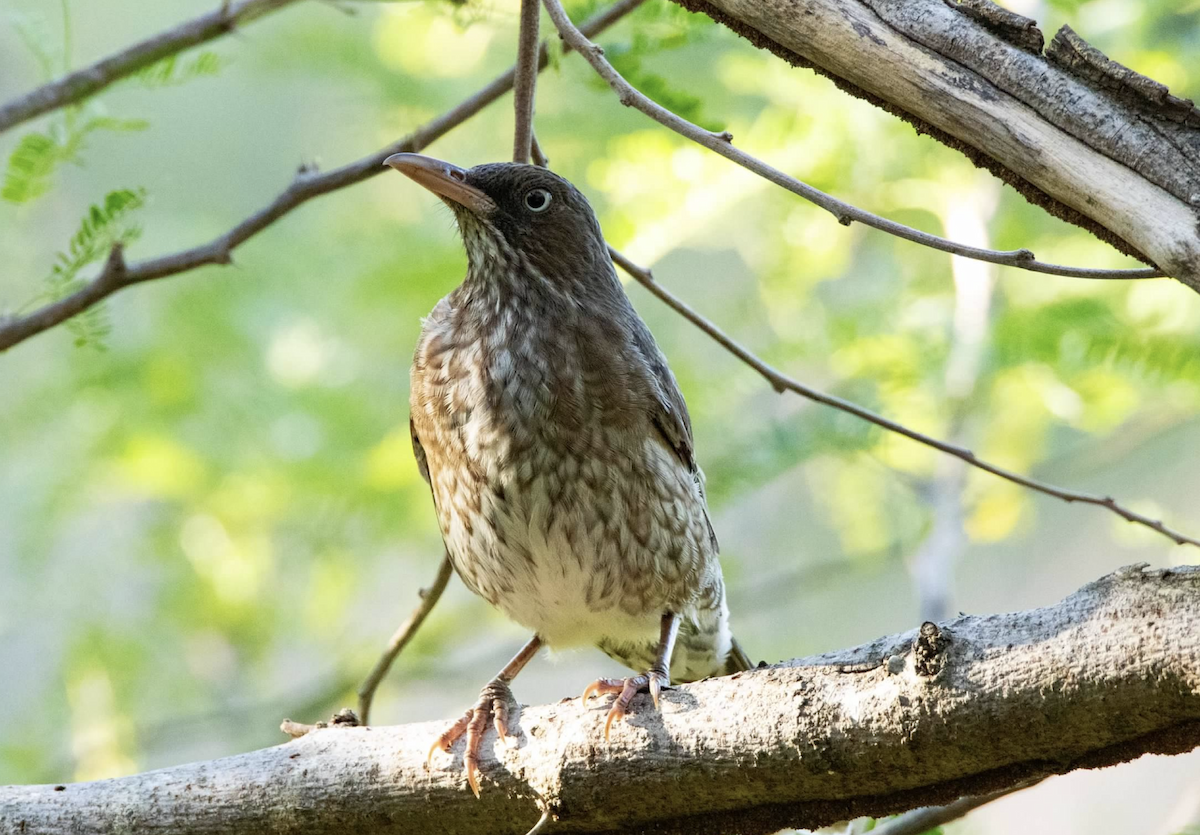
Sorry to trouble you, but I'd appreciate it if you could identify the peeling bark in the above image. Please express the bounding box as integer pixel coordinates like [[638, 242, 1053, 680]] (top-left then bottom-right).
[[672, 0, 1200, 290], [1, 565, 1198, 835]]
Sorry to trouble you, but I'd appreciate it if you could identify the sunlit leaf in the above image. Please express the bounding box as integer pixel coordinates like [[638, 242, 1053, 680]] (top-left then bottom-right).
[[1, 132, 59, 203]]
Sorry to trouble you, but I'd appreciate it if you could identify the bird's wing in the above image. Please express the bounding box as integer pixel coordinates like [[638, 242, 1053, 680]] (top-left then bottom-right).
[[410, 415, 431, 486], [724, 636, 755, 674], [629, 316, 719, 552], [628, 317, 696, 468]]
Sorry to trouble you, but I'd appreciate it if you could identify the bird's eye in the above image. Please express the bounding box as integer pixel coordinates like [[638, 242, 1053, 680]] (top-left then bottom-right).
[[524, 188, 552, 213]]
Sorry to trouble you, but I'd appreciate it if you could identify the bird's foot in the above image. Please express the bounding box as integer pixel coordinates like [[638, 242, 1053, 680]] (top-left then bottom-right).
[[581, 668, 670, 741], [427, 678, 515, 798]]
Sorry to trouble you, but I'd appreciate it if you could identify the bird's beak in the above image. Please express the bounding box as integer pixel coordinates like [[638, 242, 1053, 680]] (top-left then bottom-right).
[[384, 153, 497, 215]]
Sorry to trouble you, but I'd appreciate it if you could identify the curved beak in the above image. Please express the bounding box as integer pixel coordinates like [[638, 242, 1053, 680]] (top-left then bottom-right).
[[383, 153, 496, 215]]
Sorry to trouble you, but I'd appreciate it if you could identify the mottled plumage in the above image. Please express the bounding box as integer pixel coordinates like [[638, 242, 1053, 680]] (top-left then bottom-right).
[[388, 154, 747, 795]]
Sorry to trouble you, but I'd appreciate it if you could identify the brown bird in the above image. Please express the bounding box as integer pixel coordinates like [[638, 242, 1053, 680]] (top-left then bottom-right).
[[385, 153, 751, 797]]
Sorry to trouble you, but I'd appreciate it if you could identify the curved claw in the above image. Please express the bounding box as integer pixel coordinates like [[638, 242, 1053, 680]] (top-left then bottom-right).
[[465, 752, 482, 799], [585, 671, 670, 740], [603, 706, 621, 742], [493, 698, 510, 746], [428, 681, 515, 798], [580, 678, 625, 708]]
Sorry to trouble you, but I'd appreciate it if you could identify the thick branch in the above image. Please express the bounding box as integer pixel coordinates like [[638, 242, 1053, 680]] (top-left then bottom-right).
[[0, 0, 304, 134], [542, 0, 1163, 283], [670, 0, 1200, 290], [0, 0, 644, 354], [2, 565, 1198, 835]]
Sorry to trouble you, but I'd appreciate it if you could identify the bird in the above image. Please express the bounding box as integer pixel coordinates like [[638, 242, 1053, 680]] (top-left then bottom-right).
[[384, 152, 751, 798]]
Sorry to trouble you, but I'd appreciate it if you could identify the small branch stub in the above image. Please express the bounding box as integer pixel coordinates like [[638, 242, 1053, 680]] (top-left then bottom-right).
[[914, 621, 949, 677], [280, 708, 361, 739]]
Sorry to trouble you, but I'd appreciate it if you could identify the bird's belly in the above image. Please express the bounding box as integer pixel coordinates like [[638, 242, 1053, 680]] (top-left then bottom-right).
[[436, 438, 710, 649]]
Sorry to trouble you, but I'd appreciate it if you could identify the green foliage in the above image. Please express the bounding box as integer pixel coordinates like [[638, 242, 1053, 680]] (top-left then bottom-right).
[[130, 51, 223, 87], [2, 116, 148, 204], [993, 297, 1200, 382], [605, 48, 711, 126], [3, 25, 221, 205], [41, 188, 148, 349], [1, 131, 59, 203]]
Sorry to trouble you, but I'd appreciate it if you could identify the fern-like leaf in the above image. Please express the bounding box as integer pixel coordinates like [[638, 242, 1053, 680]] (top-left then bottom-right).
[[132, 51, 224, 87], [39, 188, 148, 350], [2, 117, 148, 204], [2, 132, 59, 203]]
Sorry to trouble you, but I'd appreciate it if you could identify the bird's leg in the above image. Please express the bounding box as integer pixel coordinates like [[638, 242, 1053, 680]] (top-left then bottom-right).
[[428, 634, 542, 798], [582, 612, 680, 740]]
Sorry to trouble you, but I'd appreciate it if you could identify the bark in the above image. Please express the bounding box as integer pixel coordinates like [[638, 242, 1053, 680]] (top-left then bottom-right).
[[2, 564, 1198, 835], [672, 0, 1200, 290]]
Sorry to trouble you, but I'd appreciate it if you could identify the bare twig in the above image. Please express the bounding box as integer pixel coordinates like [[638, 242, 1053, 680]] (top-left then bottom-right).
[[0, 0, 646, 354], [543, 0, 1163, 281], [279, 708, 361, 740], [530, 132, 550, 167], [522, 810, 553, 835], [0, 0, 304, 134], [608, 248, 1200, 549], [512, 0, 542, 163], [357, 554, 454, 725], [870, 780, 1041, 835], [279, 718, 318, 738]]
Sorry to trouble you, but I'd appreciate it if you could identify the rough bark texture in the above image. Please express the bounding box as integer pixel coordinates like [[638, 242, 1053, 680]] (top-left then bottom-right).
[[671, 0, 1200, 290], [2, 564, 1198, 835]]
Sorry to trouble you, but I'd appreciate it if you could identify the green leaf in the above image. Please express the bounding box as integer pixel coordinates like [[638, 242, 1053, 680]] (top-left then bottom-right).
[[1, 131, 60, 203], [2, 115, 148, 204], [132, 51, 224, 87], [38, 187, 148, 350]]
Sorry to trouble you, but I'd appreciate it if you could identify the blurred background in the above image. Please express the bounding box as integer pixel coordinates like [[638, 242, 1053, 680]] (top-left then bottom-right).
[[2, 0, 1199, 831]]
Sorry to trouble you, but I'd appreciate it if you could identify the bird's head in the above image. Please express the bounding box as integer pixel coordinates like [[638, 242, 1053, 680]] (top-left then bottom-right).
[[384, 153, 611, 288]]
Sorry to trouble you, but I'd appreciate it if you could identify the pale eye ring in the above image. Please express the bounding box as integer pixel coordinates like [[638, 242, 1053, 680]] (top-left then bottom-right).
[[524, 188, 552, 212]]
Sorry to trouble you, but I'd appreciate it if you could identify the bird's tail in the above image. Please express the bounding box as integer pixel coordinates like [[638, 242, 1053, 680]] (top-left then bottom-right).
[[723, 636, 755, 674]]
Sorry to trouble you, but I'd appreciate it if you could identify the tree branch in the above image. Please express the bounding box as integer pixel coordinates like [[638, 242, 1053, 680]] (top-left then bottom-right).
[[608, 248, 1200, 549], [0, 0, 305, 134], [2, 565, 1197, 834], [541, 0, 1165, 282], [512, 0, 542, 163], [357, 553, 454, 725], [0, 0, 646, 355], [667, 0, 1200, 290]]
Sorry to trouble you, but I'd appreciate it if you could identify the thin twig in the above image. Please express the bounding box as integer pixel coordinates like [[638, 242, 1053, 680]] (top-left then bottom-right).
[[522, 810, 553, 835], [0, 0, 304, 134], [608, 248, 1200, 549], [512, 0, 542, 163], [543, 0, 1164, 281], [357, 554, 454, 725], [870, 779, 1042, 835], [530, 131, 550, 167], [0, 0, 646, 354]]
